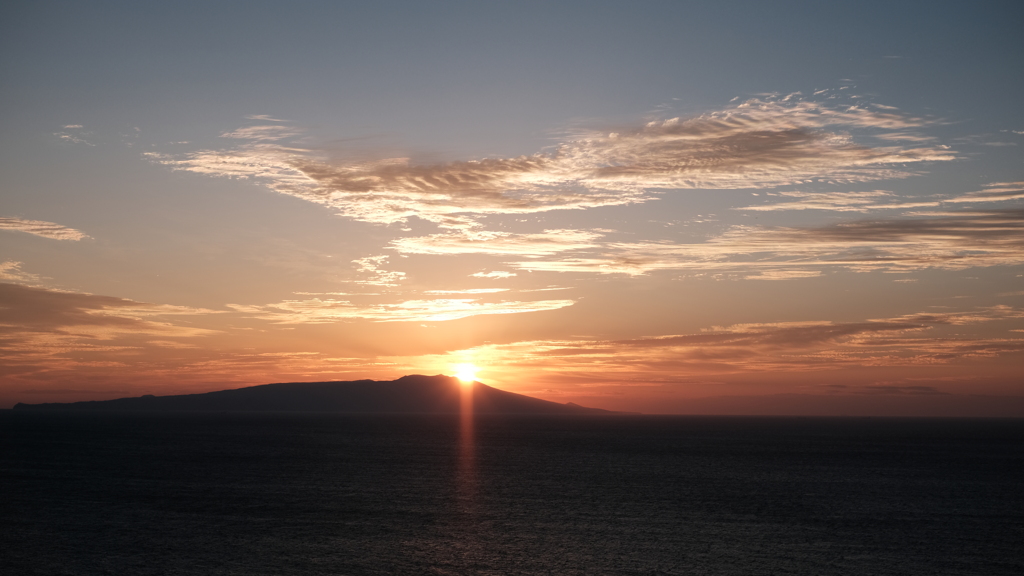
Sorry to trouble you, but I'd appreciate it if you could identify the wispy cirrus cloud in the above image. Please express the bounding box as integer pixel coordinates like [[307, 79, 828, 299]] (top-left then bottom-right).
[[390, 229, 602, 256], [0, 283, 218, 334], [219, 124, 303, 140], [947, 181, 1024, 204], [148, 96, 954, 228], [470, 271, 517, 279], [456, 306, 1024, 383], [424, 288, 509, 294], [738, 190, 940, 212], [881, 307, 1024, 326], [53, 124, 94, 146], [243, 114, 288, 122], [513, 209, 1024, 276], [744, 270, 823, 281], [0, 284, 239, 398], [734, 180, 1022, 214], [0, 217, 90, 241], [351, 255, 406, 287], [0, 283, 219, 380], [228, 295, 574, 323], [0, 261, 42, 284]]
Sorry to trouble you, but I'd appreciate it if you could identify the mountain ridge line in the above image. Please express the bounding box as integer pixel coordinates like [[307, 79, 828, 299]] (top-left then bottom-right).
[[12, 374, 635, 414]]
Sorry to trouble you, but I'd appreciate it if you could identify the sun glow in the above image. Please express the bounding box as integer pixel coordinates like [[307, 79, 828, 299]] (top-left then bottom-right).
[[453, 364, 478, 384]]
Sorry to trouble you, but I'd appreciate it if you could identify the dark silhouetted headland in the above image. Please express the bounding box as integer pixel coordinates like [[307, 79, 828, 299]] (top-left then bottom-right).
[[12, 375, 625, 414]]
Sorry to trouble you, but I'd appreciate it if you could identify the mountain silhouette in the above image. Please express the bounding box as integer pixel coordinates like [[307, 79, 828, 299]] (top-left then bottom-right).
[[13, 375, 624, 414]]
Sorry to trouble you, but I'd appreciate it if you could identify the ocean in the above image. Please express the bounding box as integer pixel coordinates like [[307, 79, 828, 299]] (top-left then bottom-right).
[[2, 412, 1022, 575]]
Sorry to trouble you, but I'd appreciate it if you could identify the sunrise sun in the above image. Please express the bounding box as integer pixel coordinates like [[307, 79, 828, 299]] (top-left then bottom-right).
[[453, 364, 478, 384]]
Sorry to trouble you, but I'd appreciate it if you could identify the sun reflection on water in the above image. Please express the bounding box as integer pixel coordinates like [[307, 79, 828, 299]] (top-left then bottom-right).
[[456, 377, 479, 540]]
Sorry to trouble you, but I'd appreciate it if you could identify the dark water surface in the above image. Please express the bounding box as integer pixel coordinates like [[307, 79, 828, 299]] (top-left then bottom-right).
[[2, 413, 1022, 575]]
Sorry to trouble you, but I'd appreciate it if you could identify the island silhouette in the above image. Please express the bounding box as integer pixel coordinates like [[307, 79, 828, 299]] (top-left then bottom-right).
[[12, 375, 624, 414]]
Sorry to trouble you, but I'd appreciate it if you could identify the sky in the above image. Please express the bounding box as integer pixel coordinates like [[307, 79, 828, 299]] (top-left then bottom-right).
[[2, 0, 1023, 414]]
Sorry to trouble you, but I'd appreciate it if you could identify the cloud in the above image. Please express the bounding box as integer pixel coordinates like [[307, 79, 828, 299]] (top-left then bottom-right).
[[424, 288, 509, 294], [0, 283, 219, 381], [390, 229, 602, 256], [881, 306, 1024, 326], [0, 261, 42, 284], [871, 132, 936, 142], [744, 270, 822, 280], [947, 181, 1024, 204], [738, 190, 939, 212], [0, 285, 258, 399], [150, 96, 954, 227], [823, 383, 945, 395], [244, 114, 288, 122], [219, 125, 303, 141], [55, 134, 93, 145], [471, 271, 517, 279], [520, 286, 572, 292], [54, 125, 94, 146], [352, 255, 405, 287], [452, 307, 1024, 383], [0, 217, 90, 241], [512, 209, 1024, 276], [228, 296, 574, 323], [0, 283, 218, 334]]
